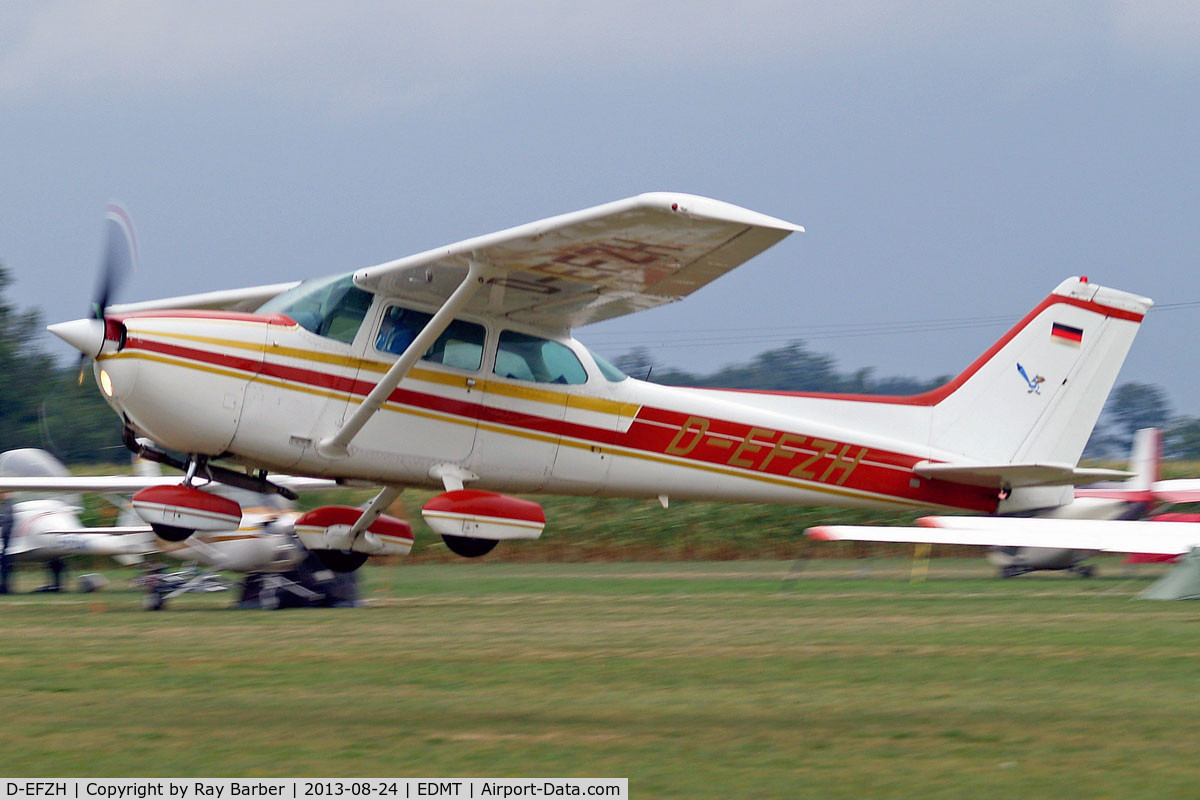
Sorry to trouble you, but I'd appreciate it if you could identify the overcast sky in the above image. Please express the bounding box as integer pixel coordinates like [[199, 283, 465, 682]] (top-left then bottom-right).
[[2, 2, 1198, 411]]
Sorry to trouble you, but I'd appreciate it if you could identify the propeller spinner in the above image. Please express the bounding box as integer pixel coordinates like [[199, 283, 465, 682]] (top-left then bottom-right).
[[54, 203, 137, 379]]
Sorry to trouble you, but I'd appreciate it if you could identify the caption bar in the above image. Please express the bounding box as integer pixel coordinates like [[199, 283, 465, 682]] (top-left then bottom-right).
[[2, 781, 627, 800]]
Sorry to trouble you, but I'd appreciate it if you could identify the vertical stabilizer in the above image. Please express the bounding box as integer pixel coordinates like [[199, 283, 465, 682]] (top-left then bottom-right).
[[927, 277, 1152, 467], [1127, 428, 1162, 492]]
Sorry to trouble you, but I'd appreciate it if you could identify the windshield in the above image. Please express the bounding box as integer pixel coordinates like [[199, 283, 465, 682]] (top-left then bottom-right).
[[587, 348, 628, 382], [258, 273, 373, 344]]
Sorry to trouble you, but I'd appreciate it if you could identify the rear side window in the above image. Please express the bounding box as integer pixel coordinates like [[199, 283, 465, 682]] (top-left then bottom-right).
[[494, 330, 588, 385], [375, 306, 486, 371]]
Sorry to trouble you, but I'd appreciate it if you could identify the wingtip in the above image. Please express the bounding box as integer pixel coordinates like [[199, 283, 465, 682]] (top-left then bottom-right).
[[806, 526, 838, 541]]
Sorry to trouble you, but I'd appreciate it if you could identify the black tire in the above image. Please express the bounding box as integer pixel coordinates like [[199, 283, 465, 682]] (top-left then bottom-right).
[[312, 549, 369, 573], [151, 523, 194, 542], [442, 534, 498, 558]]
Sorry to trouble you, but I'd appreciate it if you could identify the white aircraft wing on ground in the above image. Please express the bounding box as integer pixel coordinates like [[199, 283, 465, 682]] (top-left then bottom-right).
[[0, 475, 339, 493], [807, 516, 1200, 556]]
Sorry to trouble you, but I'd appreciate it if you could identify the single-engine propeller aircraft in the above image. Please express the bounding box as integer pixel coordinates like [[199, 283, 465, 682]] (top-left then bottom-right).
[[0, 448, 150, 592], [982, 427, 1174, 577], [806, 428, 1200, 596], [48, 193, 1153, 572], [0, 453, 352, 605]]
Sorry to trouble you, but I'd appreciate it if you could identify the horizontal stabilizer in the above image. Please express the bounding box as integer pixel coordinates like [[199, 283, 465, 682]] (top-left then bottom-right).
[[1150, 479, 1200, 505], [914, 461, 1134, 489], [808, 516, 1200, 556]]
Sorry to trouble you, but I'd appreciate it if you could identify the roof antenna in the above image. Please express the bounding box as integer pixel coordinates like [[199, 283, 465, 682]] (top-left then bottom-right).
[[644, 366, 653, 382]]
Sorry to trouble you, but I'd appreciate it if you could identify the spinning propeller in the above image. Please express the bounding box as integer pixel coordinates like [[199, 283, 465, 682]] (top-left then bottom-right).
[[66, 203, 138, 382], [92, 202, 137, 322]]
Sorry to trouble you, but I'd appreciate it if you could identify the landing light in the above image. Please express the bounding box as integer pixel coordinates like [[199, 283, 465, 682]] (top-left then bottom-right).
[[99, 369, 114, 398]]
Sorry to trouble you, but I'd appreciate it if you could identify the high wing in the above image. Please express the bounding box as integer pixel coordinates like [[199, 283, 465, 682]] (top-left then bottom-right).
[[103, 194, 800, 331], [0, 475, 339, 493], [352, 192, 802, 331], [807, 516, 1200, 556]]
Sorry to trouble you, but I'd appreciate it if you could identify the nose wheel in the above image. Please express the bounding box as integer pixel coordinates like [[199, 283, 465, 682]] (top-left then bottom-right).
[[151, 524, 196, 543]]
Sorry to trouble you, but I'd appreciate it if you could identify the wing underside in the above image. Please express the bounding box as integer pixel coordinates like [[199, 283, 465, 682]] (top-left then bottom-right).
[[353, 192, 802, 330], [97, 193, 801, 332]]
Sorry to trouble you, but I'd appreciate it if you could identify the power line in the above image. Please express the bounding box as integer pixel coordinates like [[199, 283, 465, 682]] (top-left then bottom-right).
[[586, 299, 1200, 352]]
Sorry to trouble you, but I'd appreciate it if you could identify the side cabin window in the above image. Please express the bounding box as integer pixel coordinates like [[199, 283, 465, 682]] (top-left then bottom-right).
[[375, 305, 486, 371], [258, 273, 372, 345], [494, 330, 587, 385]]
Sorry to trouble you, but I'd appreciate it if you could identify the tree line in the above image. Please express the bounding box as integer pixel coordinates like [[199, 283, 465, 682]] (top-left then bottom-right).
[[0, 261, 1190, 463]]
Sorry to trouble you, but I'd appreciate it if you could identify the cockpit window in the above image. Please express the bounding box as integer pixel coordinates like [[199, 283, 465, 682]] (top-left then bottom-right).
[[588, 348, 628, 382], [494, 330, 587, 385], [257, 273, 373, 345], [375, 306, 486, 371]]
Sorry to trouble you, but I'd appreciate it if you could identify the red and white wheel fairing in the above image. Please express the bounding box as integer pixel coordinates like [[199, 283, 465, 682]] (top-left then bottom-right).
[[421, 490, 546, 541], [294, 505, 414, 556], [132, 485, 242, 534]]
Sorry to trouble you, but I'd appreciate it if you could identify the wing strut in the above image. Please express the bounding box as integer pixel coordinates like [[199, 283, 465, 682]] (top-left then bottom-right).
[[343, 486, 402, 549], [317, 257, 492, 459]]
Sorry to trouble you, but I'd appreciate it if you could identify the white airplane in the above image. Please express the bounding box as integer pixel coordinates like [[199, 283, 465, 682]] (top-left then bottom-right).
[[807, 427, 1200, 596], [976, 428, 1175, 577], [0, 454, 357, 603], [46, 193, 1152, 573], [0, 448, 151, 592]]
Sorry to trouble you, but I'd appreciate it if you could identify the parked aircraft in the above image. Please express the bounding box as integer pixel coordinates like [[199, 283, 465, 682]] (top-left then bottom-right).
[[49, 194, 1152, 572], [0, 448, 150, 592], [0, 455, 353, 605], [808, 428, 1200, 580], [984, 428, 1166, 577]]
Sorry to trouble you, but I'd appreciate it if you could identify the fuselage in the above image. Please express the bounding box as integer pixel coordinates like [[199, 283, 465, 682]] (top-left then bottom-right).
[[88, 282, 1003, 515], [155, 508, 303, 572], [5, 499, 146, 561]]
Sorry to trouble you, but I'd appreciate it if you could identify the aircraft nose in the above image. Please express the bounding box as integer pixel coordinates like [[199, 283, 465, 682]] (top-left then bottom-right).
[[47, 318, 105, 357]]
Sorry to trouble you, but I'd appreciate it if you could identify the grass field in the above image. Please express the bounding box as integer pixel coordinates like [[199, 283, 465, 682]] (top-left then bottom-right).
[[2, 558, 1199, 797]]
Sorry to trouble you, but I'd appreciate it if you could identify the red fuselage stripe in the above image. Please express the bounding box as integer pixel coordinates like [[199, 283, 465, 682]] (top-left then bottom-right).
[[121, 336, 998, 512]]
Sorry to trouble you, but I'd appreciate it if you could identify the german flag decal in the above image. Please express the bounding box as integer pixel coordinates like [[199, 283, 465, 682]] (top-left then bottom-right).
[[1051, 322, 1083, 344]]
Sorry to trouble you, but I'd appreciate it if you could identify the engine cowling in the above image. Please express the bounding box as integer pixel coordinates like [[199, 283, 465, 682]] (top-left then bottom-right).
[[132, 484, 243, 542], [421, 490, 546, 543]]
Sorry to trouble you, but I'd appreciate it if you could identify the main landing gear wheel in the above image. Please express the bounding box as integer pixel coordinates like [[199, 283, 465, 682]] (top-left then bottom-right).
[[442, 534, 498, 558], [312, 550, 369, 573], [150, 523, 195, 542]]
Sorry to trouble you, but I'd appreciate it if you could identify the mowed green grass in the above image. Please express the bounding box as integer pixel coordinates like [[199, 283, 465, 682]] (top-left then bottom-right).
[[2, 559, 1200, 798]]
